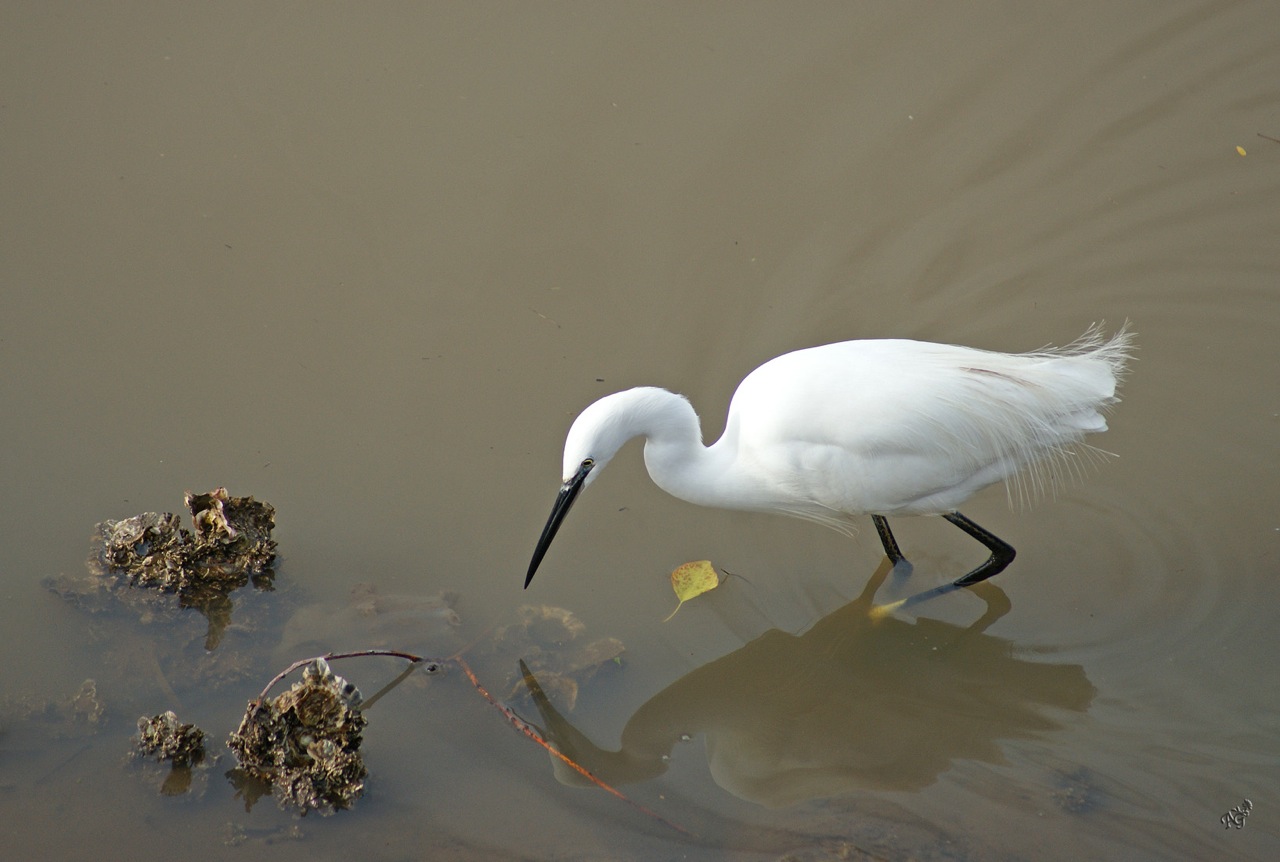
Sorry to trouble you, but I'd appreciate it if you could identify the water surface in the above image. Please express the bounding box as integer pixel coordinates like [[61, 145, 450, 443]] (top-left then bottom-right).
[[2, 3, 1277, 860]]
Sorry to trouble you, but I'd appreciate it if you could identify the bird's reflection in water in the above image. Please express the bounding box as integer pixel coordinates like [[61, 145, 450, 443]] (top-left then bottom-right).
[[522, 560, 1093, 807]]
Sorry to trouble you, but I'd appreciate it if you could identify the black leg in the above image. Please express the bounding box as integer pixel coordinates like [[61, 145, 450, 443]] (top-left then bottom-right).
[[942, 511, 1016, 586], [871, 515, 906, 566]]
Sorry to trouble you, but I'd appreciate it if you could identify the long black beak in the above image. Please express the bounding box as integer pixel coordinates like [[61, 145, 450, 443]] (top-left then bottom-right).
[[525, 461, 592, 588]]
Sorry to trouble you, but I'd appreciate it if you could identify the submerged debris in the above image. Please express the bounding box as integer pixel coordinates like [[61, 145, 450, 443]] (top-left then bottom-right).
[[488, 605, 625, 711], [3, 679, 106, 738], [70, 678, 106, 725], [227, 658, 367, 815], [135, 711, 207, 767], [1050, 766, 1108, 815], [277, 584, 462, 662], [222, 821, 304, 847]]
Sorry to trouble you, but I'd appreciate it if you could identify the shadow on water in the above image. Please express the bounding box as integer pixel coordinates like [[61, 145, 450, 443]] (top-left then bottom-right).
[[523, 559, 1093, 808]]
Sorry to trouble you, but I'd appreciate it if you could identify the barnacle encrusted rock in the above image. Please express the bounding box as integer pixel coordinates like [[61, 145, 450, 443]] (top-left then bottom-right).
[[135, 710, 206, 767], [227, 659, 366, 815], [44, 488, 278, 650], [92, 487, 277, 592]]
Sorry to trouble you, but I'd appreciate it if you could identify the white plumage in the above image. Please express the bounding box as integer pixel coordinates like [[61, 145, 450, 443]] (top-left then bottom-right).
[[526, 325, 1133, 592]]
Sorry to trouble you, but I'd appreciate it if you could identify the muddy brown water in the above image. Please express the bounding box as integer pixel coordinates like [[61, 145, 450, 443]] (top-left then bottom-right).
[[2, 3, 1277, 860]]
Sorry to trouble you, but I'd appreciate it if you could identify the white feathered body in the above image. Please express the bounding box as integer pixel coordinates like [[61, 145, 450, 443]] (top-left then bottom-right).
[[565, 328, 1134, 532]]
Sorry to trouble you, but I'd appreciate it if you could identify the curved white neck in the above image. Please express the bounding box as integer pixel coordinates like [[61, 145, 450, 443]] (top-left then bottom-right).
[[567, 387, 774, 512], [619, 389, 763, 510]]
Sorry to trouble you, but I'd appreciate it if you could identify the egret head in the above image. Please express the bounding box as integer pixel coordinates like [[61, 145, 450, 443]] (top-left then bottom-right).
[[525, 389, 669, 588]]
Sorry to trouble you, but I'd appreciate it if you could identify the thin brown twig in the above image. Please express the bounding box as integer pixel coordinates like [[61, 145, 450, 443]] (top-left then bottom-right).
[[1257, 132, 1280, 144], [360, 661, 429, 711], [248, 650, 443, 714], [453, 656, 693, 836], [245, 649, 690, 835]]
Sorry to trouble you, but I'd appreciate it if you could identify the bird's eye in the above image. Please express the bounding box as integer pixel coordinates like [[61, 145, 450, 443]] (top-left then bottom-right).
[[581, 458, 595, 468]]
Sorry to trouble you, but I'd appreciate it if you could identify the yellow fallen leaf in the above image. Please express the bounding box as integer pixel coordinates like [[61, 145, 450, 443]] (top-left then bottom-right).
[[868, 598, 907, 620], [1236, 145, 1247, 156], [663, 560, 719, 621]]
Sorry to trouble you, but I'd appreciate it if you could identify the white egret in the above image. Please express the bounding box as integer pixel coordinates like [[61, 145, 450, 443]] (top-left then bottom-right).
[[525, 326, 1133, 595]]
